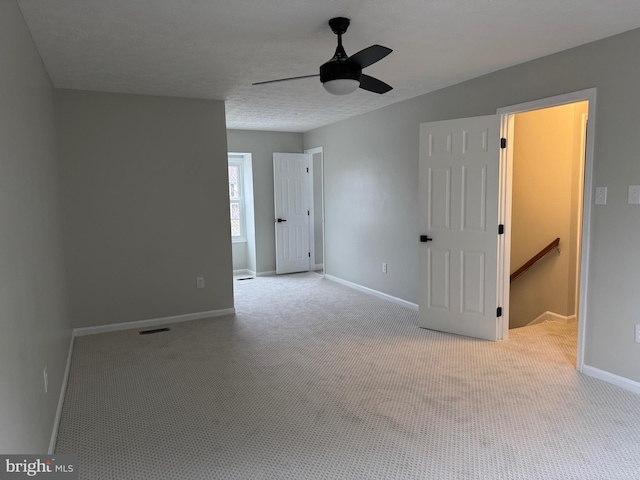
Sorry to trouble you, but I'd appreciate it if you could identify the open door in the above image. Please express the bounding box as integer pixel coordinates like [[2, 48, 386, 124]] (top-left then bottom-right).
[[418, 115, 502, 341], [273, 152, 310, 274]]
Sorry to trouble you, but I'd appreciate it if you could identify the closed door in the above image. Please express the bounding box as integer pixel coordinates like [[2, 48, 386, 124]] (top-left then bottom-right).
[[418, 115, 501, 340], [273, 153, 310, 274]]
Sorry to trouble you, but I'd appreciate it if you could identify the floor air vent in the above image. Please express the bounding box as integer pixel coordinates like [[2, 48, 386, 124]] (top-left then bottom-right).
[[139, 327, 170, 335]]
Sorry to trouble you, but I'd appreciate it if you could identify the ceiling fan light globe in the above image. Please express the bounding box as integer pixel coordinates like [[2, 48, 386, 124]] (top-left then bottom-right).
[[323, 79, 359, 95]]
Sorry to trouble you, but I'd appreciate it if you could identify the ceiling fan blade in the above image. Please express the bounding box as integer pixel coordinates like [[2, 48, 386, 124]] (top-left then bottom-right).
[[252, 74, 319, 86], [346, 45, 392, 69], [359, 74, 392, 94]]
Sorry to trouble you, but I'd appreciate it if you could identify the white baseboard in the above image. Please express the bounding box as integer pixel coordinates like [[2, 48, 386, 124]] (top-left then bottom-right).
[[325, 274, 418, 311], [72, 308, 235, 337], [582, 365, 640, 396], [256, 270, 276, 277], [527, 311, 578, 326], [49, 333, 75, 454], [235, 270, 257, 279]]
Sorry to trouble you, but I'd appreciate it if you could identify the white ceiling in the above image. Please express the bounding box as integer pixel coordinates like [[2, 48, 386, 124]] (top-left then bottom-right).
[[17, 0, 640, 132]]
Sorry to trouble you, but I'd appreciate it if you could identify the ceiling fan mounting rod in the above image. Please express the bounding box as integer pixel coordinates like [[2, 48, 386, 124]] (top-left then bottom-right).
[[329, 17, 350, 60]]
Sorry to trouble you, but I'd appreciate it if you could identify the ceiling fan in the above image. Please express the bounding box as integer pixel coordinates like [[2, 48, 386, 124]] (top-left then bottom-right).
[[252, 17, 393, 95]]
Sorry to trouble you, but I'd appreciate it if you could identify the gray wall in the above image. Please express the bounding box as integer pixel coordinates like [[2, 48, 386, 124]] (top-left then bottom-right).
[[226, 130, 303, 274], [305, 107, 420, 303], [304, 27, 640, 383], [0, 1, 71, 452], [57, 90, 233, 328], [232, 242, 247, 270]]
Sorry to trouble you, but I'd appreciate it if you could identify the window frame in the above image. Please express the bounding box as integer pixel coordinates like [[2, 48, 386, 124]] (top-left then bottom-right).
[[228, 158, 246, 243]]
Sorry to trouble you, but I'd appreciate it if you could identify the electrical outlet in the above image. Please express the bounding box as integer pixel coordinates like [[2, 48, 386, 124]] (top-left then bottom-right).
[[628, 185, 640, 205], [382, 262, 387, 274], [636, 324, 640, 344], [43, 366, 48, 393], [196, 277, 205, 289]]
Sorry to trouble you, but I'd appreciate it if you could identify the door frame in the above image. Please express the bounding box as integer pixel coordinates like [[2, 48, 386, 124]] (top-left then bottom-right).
[[305, 146, 325, 275], [497, 88, 597, 371]]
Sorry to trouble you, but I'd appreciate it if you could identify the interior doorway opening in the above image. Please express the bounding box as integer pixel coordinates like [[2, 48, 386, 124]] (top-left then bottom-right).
[[508, 102, 588, 366], [510, 102, 588, 328], [305, 146, 325, 275], [498, 88, 597, 371]]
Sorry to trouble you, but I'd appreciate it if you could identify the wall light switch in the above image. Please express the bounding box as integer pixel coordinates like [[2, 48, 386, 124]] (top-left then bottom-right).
[[628, 185, 640, 205], [595, 187, 607, 205], [196, 277, 205, 289]]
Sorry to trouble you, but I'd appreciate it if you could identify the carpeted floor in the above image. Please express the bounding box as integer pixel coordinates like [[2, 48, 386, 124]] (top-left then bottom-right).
[[55, 272, 640, 479]]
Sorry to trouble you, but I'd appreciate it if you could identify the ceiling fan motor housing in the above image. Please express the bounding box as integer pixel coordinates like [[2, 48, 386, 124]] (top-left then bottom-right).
[[320, 60, 361, 84]]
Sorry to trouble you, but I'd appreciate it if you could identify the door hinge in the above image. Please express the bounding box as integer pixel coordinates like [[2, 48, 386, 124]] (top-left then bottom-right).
[[500, 138, 507, 149], [308, 252, 311, 258], [497, 307, 503, 317], [498, 224, 504, 235], [308, 210, 310, 216], [307, 167, 309, 173]]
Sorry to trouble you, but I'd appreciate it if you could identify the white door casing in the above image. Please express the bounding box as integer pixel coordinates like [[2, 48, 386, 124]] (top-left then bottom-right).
[[273, 153, 310, 274], [418, 115, 501, 341]]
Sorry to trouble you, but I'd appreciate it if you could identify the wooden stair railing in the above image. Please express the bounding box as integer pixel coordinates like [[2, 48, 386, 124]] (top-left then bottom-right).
[[510, 237, 560, 283]]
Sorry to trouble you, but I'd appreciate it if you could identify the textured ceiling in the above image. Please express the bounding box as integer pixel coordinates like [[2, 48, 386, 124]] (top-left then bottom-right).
[[17, 0, 640, 132]]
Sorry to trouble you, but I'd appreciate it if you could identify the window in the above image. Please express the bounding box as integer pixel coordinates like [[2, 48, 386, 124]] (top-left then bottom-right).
[[228, 158, 245, 242]]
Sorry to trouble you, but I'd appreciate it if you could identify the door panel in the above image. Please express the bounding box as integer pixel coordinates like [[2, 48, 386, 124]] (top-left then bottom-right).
[[429, 167, 451, 230], [418, 115, 500, 340], [462, 166, 487, 231], [274, 153, 310, 274], [461, 250, 485, 314], [428, 248, 450, 310]]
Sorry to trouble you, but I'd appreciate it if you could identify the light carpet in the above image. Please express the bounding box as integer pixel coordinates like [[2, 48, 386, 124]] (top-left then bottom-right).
[[55, 272, 640, 479]]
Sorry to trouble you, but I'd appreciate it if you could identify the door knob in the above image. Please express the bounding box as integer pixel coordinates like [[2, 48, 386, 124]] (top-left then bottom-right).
[[277, 218, 287, 223], [420, 235, 433, 242]]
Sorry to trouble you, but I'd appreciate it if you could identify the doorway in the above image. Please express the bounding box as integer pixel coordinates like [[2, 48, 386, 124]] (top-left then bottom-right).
[[509, 102, 588, 324], [305, 146, 325, 274], [416, 89, 596, 371], [498, 88, 597, 371], [507, 101, 588, 365], [272, 149, 325, 275]]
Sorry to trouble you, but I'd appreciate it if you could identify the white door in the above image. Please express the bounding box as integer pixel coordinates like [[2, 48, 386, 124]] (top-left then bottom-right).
[[418, 115, 501, 341], [273, 152, 310, 274]]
